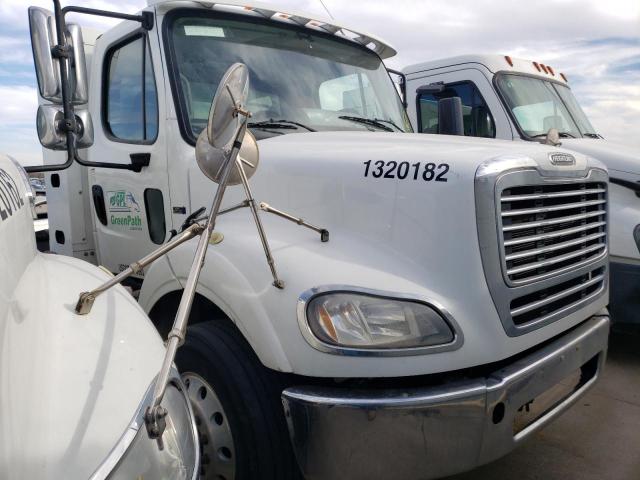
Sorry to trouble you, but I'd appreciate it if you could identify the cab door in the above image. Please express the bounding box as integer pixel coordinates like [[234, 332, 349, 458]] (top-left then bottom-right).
[[406, 67, 514, 140], [88, 17, 171, 275]]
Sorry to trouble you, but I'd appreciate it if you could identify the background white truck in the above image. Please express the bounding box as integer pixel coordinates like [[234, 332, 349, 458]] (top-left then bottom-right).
[[0, 153, 199, 479], [34, 2, 612, 479], [402, 54, 639, 324]]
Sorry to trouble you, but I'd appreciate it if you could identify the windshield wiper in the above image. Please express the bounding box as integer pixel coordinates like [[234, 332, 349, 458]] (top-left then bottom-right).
[[583, 132, 600, 139], [338, 115, 395, 132], [248, 119, 316, 132], [530, 131, 576, 139]]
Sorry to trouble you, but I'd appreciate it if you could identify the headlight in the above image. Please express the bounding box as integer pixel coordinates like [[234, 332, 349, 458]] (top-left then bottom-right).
[[91, 373, 199, 480], [300, 288, 461, 354]]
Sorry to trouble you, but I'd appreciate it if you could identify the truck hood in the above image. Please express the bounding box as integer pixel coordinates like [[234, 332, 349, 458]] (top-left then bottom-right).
[[179, 130, 607, 377], [0, 253, 166, 480], [561, 138, 639, 177]]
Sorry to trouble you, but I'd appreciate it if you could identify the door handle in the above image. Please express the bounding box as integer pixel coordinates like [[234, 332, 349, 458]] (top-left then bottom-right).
[[130, 153, 151, 172]]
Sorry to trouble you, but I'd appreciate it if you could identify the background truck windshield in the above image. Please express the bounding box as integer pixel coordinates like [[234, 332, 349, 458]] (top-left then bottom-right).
[[496, 74, 597, 138], [167, 13, 411, 140]]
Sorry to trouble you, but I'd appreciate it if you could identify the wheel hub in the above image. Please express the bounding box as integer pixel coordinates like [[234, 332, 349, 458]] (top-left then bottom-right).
[[183, 373, 236, 480]]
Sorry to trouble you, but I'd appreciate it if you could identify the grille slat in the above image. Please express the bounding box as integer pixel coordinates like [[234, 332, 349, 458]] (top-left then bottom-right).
[[502, 187, 606, 202], [506, 243, 606, 276], [505, 231, 606, 261], [501, 198, 606, 217], [504, 221, 606, 247], [502, 210, 605, 232], [510, 272, 605, 317]]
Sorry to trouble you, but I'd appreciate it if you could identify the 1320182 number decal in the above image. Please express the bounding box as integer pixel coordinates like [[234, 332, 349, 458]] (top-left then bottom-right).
[[363, 160, 449, 182]]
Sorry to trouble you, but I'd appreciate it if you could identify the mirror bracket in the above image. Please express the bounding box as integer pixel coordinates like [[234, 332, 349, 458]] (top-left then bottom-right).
[[51, 44, 71, 59], [141, 11, 154, 30]]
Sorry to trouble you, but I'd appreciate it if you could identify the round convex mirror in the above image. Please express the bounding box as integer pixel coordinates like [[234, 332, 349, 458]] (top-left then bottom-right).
[[195, 130, 259, 185], [207, 63, 250, 149]]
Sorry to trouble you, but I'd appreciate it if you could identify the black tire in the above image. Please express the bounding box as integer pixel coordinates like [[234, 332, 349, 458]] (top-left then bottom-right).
[[176, 320, 300, 480]]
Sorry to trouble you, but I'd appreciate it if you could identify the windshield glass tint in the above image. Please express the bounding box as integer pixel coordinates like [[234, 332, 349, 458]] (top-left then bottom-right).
[[168, 14, 411, 138], [496, 74, 594, 138]]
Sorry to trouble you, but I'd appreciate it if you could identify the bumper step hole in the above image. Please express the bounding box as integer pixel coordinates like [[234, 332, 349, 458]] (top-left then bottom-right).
[[493, 402, 506, 424]]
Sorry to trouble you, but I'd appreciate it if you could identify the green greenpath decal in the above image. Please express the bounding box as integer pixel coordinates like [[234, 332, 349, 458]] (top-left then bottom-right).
[[107, 190, 144, 231]]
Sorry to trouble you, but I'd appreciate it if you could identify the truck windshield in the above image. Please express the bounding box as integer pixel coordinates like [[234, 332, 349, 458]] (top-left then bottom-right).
[[166, 13, 411, 141], [495, 74, 597, 138]]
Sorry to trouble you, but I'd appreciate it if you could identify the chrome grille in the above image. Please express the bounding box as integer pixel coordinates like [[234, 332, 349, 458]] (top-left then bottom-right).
[[475, 164, 609, 337], [499, 182, 607, 285]]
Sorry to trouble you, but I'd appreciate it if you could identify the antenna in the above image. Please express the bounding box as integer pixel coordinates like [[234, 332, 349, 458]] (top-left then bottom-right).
[[318, 0, 334, 19]]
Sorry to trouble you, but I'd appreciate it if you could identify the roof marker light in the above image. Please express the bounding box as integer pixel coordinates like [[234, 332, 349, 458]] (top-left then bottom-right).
[[547, 65, 555, 76], [533, 61, 541, 72], [560, 72, 568, 82], [540, 63, 549, 74], [505, 55, 514, 67]]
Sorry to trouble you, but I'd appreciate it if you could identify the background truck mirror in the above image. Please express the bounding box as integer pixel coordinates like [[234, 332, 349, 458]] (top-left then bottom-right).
[[416, 82, 445, 95], [438, 97, 465, 136]]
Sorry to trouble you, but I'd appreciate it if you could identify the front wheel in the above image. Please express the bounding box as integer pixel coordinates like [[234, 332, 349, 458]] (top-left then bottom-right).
[[176, 321, 300, 480]]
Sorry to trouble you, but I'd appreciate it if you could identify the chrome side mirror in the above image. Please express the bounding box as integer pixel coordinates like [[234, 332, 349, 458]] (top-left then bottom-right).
[[36, 104, 94, 150], [28, 7, 89, 104], [195, 63, 255, 185], [29, 7, 61, 101]]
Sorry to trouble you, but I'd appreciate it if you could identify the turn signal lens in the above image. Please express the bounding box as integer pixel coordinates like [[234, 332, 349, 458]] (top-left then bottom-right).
[[307, 293, 454, 349]]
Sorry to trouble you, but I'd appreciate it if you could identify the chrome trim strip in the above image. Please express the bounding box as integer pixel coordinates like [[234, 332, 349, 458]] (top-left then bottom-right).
[[500, 198, 605, 217], [501, 187, 606, 201], [506, 243, 606, 276], [511, 273, 605, 316], [505, 231, 606, 260], [503, 222, 606, 247], [502, 209, 605, 232], [296, 285, 464, 357], [88, 368, 200, 480], [512, 282, 607, 328]]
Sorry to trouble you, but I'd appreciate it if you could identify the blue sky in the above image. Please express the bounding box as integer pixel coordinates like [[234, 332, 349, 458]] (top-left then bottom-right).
[[1, 0, 638, 165]]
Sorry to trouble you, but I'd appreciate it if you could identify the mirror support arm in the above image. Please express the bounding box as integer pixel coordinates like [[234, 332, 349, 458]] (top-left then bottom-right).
[[145, 120, 251, 448], [62, 6, 154, 30], [74, 222, 204, 315]]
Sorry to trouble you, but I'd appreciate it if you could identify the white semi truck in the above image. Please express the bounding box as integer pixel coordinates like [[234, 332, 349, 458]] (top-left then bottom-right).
[[402, 54, 639, 324], [0, 153, 199, 479], [32, 2, 612, 479]]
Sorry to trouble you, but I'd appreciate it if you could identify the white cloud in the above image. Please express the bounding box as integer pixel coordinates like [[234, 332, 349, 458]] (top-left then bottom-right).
[[0, 0, 638, 162], [0, 85, 38, 126]]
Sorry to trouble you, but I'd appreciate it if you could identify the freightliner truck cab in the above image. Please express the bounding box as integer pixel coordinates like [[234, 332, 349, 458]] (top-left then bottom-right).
[[34, 2, 611, 479], [0, 153, 199, 479], [403, 54, 639, 324]]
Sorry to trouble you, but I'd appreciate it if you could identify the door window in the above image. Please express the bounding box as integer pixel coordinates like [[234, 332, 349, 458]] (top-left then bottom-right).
[[417, 82, 495, 138], [104, 36, 158, 142]]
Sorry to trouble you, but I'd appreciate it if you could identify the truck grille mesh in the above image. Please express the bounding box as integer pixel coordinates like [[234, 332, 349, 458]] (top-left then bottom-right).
[[500, 182, 607, 285]]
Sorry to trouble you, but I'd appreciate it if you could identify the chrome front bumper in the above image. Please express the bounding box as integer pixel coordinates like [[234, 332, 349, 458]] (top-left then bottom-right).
[[282, 315, 610, 480]]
